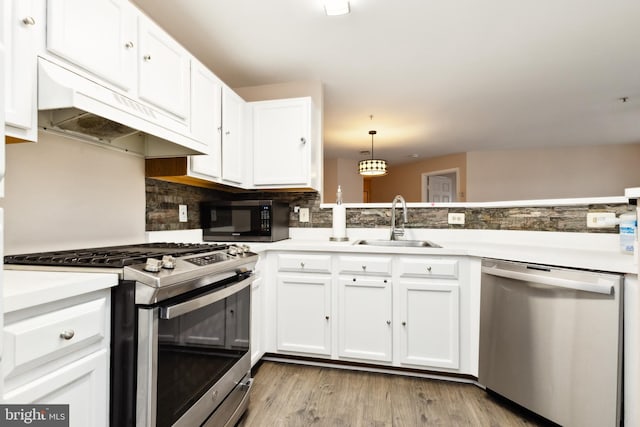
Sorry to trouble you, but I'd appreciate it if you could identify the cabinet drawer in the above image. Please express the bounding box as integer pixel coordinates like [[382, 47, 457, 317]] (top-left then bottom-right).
[[338, 256, 392, 276], [399, 257, 458, 279], [3, 298, 107, 379], [278, 254, 331, 273]]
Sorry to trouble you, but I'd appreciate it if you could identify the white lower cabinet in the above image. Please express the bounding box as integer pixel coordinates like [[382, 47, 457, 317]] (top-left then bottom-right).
[[338, 277, 392, 362], [276, 273, 331, 356], [399, 280, 460, 369], [3, 350, 108, 427], [269, 252, 474, 375], [3, 290, 110, 427], [250, 275, 264, 366]]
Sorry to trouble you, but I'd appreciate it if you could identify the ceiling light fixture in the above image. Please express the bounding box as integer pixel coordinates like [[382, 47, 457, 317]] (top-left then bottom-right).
[[324, 0, 350, 16], [359, 130, 387, 177]]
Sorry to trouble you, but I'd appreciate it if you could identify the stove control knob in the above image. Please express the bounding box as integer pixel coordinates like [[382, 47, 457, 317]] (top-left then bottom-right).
[[228, 245, 239, 256], [161, 255, 176, 269], [144, 258, 163, 272], [241, 244, 251, 253]]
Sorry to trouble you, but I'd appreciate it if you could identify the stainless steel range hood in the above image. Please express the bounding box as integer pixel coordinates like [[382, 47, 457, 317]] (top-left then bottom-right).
[[37, 57, 206, 157]]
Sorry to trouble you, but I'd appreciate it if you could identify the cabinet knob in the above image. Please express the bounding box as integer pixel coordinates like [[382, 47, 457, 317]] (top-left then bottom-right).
[[225, 131, 231, 135], [383, 279, 387, 283], [402, 321, 407, 326], [300, 262, 305, 268], [386, 320, 391, 325], [361, 265, 367, 271], [22, 16, 36, 26], [300, 137, 306, 144], [325, 316, 330, 320], [352, 278, 356, 282], [143, 55, 152, 61], [125, 41, 134, 49], [427, 266, 432, 272], [59, 330, 75, 340]]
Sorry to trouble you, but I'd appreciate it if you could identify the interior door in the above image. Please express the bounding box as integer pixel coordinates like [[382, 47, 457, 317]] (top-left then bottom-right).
[[428, 175, 453, 202]]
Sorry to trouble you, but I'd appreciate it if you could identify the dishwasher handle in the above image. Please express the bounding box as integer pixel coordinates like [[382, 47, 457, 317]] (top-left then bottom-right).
[[481, 265, 614, 295]]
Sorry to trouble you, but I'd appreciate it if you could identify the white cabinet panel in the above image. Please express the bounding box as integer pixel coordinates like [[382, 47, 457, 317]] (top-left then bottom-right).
[[338, 277, 392, 362], [46, 0, 135, 91], [277, 253, 332, 274], [399, 257, 459, 279], [3, 0, 39, 141], [3, 298, 106, 379], [189, 61, 222, 180], [221, 87, 246, 185], [137, 14, 189, 119], [252, 97, 311, 187], [399, 280, 460, 369], [338, 255, 392, 276], [3, 350, 108, 427], [276, 274, 331, 356]]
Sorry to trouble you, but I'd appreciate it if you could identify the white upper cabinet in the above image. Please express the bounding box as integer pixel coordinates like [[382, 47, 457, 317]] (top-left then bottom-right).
[[251, 97, 313, 188], [189, 61, 223, 180], [137, 13, 190, 119], [46, 0, 136, 91], [221, 87, 247, 186], [3, 0, 39, 142]]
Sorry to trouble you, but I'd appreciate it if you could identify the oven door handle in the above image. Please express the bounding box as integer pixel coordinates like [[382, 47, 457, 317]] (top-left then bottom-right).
[[160, 274, 255, 319]]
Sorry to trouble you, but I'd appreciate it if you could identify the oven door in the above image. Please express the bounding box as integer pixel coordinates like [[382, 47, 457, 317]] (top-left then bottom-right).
[[136, 274, 253, 427]]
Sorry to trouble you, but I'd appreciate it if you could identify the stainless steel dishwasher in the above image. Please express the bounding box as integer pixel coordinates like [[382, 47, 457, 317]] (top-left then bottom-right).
[[479, 258, 623, 427]]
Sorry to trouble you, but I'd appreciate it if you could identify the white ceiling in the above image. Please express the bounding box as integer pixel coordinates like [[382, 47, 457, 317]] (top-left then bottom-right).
[[131, 0, 640, 165]]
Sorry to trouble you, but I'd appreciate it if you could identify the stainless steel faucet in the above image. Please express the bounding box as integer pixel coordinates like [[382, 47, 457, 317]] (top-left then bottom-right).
[[390, 195, 407, 240]]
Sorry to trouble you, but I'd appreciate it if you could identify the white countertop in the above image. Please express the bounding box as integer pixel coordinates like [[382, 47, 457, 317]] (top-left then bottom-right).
[[148, 228, 639, 274], [3, 270, 119, 313]]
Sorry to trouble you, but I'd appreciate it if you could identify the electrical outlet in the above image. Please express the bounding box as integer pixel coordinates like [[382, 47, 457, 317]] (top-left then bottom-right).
[[179, 204, 188, 222], [586, 212, 616, 228], [448, 212, 465, 225], [299, 207, 310, 223]]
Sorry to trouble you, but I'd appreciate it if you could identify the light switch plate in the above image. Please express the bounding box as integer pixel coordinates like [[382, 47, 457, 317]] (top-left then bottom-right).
[[448, 213, 465, 225], [299, 207, 310, 223], [179, 204, 188, 222]]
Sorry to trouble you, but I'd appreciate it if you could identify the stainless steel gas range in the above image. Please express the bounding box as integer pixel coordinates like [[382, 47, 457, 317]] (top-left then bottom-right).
[[5, 242, 258, 427]]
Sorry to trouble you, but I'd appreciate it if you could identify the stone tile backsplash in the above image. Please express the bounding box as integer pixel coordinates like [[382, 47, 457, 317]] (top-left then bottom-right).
[[146, 178, 631, 233]]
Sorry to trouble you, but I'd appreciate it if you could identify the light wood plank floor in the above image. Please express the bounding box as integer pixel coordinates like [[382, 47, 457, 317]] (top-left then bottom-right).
[[237, 361, 551, 427]]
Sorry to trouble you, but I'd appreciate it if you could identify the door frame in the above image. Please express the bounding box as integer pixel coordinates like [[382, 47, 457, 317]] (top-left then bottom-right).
[[421, 168, 460, 203]]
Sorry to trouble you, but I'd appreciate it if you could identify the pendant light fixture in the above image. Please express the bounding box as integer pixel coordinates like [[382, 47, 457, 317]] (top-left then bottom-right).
[[358, 129, 388, 177]]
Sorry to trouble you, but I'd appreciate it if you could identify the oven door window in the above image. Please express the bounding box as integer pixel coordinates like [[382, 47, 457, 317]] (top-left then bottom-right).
[[155, 286, 250, 426]]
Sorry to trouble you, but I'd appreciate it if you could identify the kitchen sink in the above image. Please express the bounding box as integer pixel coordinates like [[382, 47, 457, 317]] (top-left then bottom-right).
[[354, 239, 441, 248]]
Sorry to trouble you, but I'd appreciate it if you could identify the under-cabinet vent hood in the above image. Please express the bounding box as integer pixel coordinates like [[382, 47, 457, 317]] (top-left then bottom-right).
[[37, 58, 206, 157]]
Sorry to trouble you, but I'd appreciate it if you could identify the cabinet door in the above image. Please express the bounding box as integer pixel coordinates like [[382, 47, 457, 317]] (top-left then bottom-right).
[[399, 280, 460, 369], [252, 98, 311, 186], [276, 274, 331, 356], [3, 350, 109, 427], [189, 61, 222, 180], [46, 0, 135, 91], [3, 0, 38, 142], [250, 276, 263, 366], [137, 14, 189, 119], [338, 277, 392, 362], [221, 87, 246, 185]]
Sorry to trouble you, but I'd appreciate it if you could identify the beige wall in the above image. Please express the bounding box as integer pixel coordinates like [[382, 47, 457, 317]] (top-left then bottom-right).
[[466, 143, 640, 201], [370, 153, 467, 202], [0, 132, 146, 254], [324, 157, 363, 203]]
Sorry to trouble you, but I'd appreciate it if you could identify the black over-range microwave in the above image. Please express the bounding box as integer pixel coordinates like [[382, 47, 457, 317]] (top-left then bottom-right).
[[200, 200, 290, 242]]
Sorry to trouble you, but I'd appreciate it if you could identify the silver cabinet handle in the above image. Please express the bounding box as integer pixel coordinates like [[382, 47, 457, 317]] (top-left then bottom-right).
[[386, 320, 391, 325], [300, 137, 306, 144], [427, 266, 432, 272], [125, 41, 134, 49], [60, 330, 75, 340], [22, 16, 36, 25], [362, 265, 367, 271], [300, 262, 305, 268], [143, 55, 151, 61], [225, 131, 231, 135]]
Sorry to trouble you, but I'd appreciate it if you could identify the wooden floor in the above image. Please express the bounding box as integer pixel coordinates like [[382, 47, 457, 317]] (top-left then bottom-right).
[[237, 361, 551, 427]]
